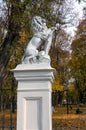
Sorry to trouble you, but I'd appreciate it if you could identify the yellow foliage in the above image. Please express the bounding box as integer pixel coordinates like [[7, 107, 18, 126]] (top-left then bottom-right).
[[52, 78, 64, 91], [18, 30, 28, 44], [68, 83, 75, 92]]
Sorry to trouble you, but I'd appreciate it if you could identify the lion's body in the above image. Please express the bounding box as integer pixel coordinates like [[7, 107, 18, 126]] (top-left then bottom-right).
[[22, 16, 56, 63]]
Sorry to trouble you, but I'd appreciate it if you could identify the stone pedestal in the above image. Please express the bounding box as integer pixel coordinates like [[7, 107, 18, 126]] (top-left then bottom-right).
[[13, 63, 55, 130]]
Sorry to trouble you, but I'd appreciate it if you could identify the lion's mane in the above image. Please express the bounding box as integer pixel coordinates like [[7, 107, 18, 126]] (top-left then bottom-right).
[[31, 16, 46, 34]]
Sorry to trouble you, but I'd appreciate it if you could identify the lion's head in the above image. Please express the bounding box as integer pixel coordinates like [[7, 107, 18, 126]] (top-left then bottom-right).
[[31, 16, 47, 34]]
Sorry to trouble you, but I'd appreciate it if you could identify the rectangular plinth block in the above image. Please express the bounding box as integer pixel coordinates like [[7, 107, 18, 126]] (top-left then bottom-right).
[[13, 63, 55, 130]]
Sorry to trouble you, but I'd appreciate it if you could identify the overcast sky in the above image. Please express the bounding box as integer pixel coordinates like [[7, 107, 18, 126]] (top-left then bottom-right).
[[63, 0, 85, 36]]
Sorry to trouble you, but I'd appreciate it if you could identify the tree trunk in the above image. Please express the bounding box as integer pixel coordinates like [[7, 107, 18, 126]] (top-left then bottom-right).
[[0, 1, 22, 88]]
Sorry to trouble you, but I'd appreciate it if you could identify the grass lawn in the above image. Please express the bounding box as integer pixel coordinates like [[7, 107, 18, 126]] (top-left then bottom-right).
[[0, 110, 16, 128], [0, 106, 86, 130], [52, 106, 86, 130]]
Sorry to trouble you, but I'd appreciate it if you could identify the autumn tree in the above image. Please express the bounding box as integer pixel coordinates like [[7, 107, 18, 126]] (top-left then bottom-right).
[[51, 38, 70, 105], [69, 19, 86, 103], [67, 83, 78, 104]]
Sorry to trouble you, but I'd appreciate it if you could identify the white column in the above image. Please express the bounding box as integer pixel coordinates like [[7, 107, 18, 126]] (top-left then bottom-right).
[[13, 63, 55, 130]]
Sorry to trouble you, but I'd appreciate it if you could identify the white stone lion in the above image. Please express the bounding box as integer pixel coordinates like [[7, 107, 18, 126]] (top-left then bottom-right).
[[22, 16, 57, 64]]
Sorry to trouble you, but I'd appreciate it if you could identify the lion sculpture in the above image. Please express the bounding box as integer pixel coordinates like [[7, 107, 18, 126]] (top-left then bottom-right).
[[22, 16, 57, 64]]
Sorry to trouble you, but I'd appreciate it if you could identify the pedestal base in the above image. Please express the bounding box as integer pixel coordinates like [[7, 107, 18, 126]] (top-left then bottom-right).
[[13, 63, 55, 130]]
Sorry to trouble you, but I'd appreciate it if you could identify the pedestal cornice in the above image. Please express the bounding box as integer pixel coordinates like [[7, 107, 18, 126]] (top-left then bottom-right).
[[12, 63, 56, 83]]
